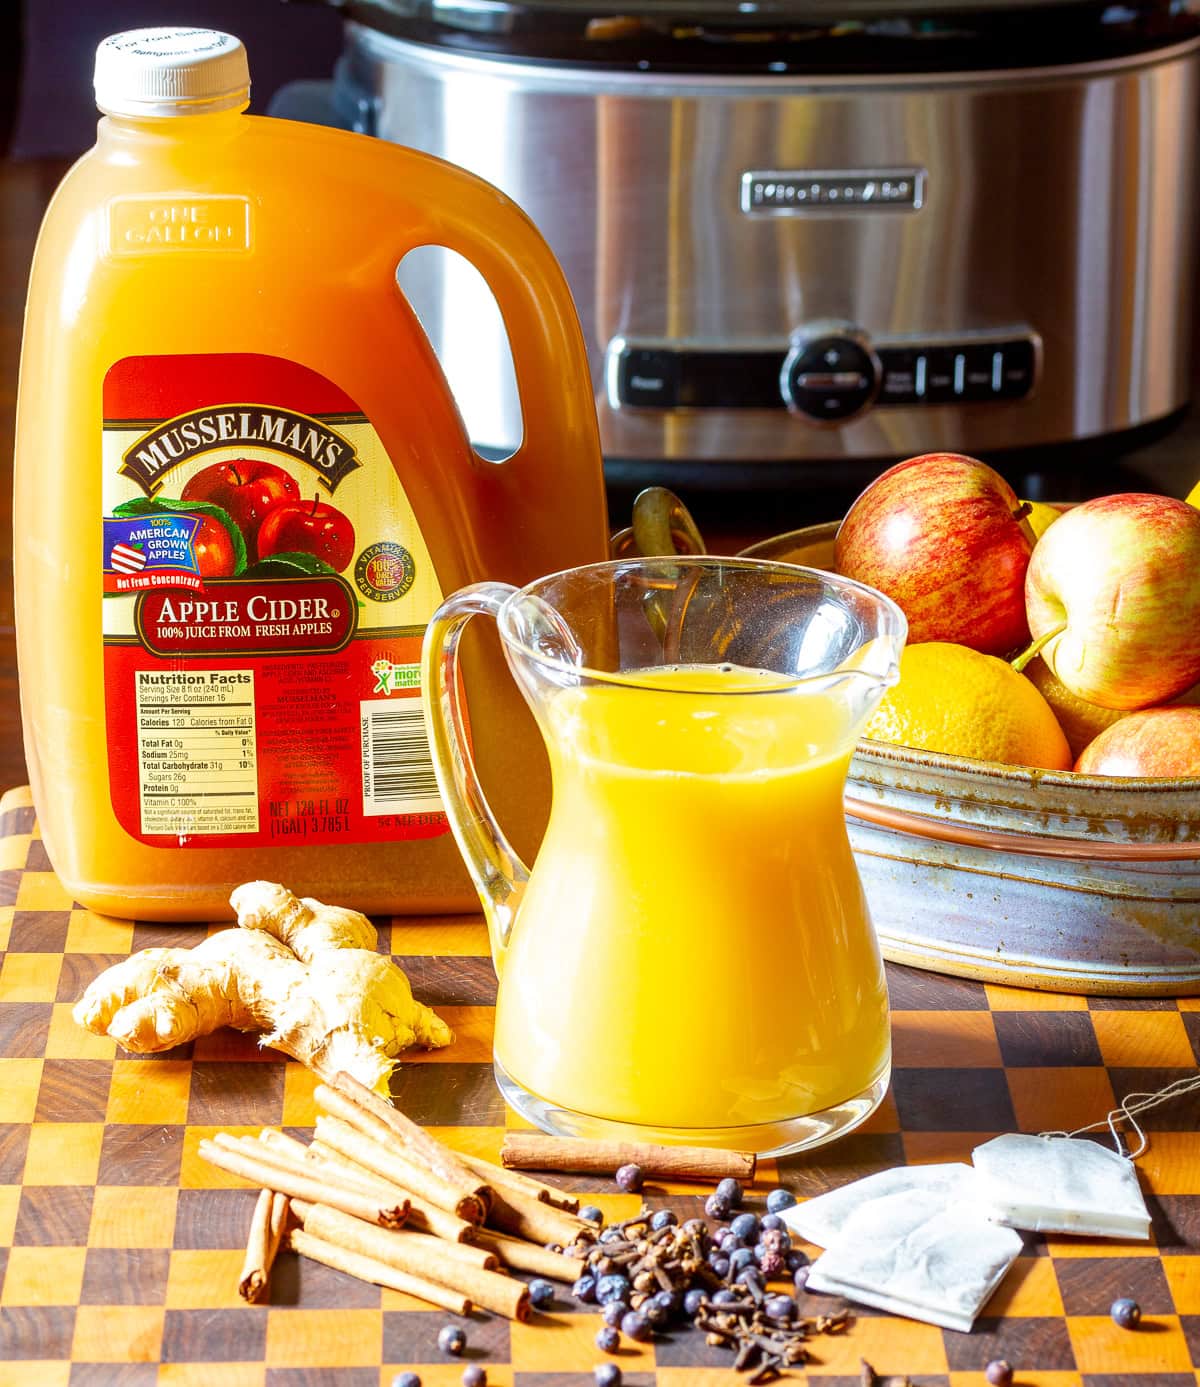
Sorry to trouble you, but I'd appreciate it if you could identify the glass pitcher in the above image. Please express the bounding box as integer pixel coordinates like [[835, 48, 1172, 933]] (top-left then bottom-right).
[[422, 557, 906, 1155]]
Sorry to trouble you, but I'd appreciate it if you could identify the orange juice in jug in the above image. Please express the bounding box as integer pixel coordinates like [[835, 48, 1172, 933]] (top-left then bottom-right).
[[13, 28, 608, 920]]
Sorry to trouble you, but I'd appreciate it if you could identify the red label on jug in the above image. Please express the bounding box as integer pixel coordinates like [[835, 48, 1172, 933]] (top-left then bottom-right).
[[102, 353, 450, 849]]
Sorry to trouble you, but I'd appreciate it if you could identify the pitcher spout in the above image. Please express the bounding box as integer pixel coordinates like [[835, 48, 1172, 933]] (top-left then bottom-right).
[[833, 628, 907, 735]]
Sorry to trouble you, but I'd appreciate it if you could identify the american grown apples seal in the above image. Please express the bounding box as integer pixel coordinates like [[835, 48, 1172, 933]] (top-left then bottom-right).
[[834, 453, 1200, 777]]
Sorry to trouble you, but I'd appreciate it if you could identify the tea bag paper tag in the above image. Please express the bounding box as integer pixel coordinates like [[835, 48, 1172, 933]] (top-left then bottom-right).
[[780, 1162, 986, 1249], [806, 1189, 1023, 1333], [972, 1132, 1151, 1239]]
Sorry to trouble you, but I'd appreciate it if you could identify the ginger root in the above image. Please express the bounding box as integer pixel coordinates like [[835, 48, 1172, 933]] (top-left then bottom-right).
[[72, 881, 453, 1093]]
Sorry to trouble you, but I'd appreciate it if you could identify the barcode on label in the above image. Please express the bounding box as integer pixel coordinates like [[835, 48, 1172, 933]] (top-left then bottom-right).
[[360, 698, 443, 816]]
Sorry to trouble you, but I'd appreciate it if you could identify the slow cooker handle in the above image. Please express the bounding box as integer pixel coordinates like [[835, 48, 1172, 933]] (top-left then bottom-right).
[[394, 156, 609, 575]]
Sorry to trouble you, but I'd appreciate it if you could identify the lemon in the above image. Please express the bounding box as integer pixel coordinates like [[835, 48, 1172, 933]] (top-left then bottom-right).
[[1024, 659, 1200, 761], [1023, 656, 1130, 759], [1187, 479, 1200, 511], [1023, 499, 1063, 539], [864, 642, 1072, 770]]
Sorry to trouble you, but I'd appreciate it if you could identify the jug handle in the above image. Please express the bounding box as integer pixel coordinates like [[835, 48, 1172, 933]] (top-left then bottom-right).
[[421, 582, 529, 973], [393, 159, 606, 537]]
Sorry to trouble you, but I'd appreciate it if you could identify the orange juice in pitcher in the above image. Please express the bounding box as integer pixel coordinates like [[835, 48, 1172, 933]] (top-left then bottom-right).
[[13, 28, 607, 919], [423, 558, 907, 1153]]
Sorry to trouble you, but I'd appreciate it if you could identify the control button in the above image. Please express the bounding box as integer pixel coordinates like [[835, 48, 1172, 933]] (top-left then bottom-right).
[[781, 327, 879, 422], [616, 348, 680, 408], [919, 348, 958, 403], [997, 339, 1036, 399], [962, 346, 1004, 401], [876, 348, 920, 404]]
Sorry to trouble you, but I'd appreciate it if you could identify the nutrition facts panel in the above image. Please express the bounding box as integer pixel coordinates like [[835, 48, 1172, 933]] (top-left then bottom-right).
[[135, 669, 259, 835]]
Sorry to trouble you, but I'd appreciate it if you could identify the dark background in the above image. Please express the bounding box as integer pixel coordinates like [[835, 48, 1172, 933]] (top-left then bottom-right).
[[3, 1, 343, 158]]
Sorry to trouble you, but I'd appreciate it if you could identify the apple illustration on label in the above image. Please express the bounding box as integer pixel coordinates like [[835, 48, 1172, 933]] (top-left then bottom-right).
[[257, 494, 356, 572], [1024, 493, 1200, 710], [182, 458, 299, 559], [190, 513, 238, 578], [834, 453, 1036, 657]]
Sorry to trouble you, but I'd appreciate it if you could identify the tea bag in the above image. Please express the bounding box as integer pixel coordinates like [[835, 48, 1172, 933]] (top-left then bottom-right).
[[806, 1188, 1023, 1332], [780, 1162, 987, 1249], [972, 1132, 1151, 1239]]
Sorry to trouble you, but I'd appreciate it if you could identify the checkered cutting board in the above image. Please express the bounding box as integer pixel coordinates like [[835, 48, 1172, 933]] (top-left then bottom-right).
[[1, 785, 1200, 1387]]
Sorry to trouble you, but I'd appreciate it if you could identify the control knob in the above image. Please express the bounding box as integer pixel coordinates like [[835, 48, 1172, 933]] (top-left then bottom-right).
[[780, 323, 881, 422]]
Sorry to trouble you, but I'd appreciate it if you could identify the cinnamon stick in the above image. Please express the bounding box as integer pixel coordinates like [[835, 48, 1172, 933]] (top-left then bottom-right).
[[331, 1072, 491, 1218], [486, 1183, 593, 1250], [474, 1226, 586, 1283], [238, 1188, 289, 1302], [500, 1133, 757, 1182], [256, 1129, 474, 1244], [253, 1136, 488, 1271], [219, 1133, 409, 1233], [289, 1228, 471, 1315], [314, 1115, 475, 1221], [198, 1139, 408, 1229], [460, 1151, 581, 1214], [386, 1228, 498, 1271], [308, 1138, 475, 1243], [313, 1081, 403, 1149], [257, 1129, 312, 1163], [258, 1133, 416, 1219], [291, 1199, 530, 1321]]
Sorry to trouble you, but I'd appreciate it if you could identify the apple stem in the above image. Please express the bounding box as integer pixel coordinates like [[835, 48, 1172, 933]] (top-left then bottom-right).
[[230, 465, 243, 487], [1011, 622, 1067, 674], [1011, 500, 1039, 548], [310, 493, 320, 517]]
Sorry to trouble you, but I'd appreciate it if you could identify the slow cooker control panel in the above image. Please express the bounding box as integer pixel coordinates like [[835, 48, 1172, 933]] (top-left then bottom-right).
[[607, 327, 1038, 421]]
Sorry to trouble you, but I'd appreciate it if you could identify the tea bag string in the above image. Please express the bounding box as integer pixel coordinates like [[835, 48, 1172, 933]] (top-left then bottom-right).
[[1040, 1073, 1200, 1161]]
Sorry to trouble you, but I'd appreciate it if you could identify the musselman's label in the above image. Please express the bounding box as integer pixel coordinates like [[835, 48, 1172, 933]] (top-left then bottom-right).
[[102, 352, 447, 849]]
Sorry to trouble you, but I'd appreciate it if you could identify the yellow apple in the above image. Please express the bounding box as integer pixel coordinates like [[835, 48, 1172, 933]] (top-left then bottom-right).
[[1024, 493, 1200, 708], [1023, 500, 1063, 540]]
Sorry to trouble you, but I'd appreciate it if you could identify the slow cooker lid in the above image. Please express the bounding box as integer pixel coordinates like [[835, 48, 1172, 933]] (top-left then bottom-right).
[[325, 0, 1200, 71]]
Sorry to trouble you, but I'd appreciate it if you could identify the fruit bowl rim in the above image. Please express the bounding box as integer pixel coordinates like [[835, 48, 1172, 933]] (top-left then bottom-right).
[[854, 734, 1200, 793]]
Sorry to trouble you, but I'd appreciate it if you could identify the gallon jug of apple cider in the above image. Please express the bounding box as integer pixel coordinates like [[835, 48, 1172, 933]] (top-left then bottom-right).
[[13, 28, 608, 920]]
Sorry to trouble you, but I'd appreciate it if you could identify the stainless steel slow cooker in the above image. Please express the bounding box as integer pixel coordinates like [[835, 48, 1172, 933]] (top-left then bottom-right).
[[276, 0, 1200, 473]]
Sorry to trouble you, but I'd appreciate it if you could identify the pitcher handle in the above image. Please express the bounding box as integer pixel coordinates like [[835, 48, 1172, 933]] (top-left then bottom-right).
[[421, 582, 530, 972]]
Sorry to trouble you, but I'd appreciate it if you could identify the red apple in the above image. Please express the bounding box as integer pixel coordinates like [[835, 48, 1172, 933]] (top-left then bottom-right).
[[257, 494, 356, 572], [1075, 707, 1200, 777], [190, 513, 237, 578], [834, 453, 1035, 656], [1025, 493, 1200, 710], [182, 458, 299, 559]]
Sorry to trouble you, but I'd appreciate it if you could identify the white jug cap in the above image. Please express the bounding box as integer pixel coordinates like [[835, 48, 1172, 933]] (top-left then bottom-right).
[[95, 28, 249, 118]]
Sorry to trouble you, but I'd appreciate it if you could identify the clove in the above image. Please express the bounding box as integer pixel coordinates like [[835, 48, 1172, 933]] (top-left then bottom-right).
[[860, 1359, 913, 1387], [578, 1203, 852, 1380]]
